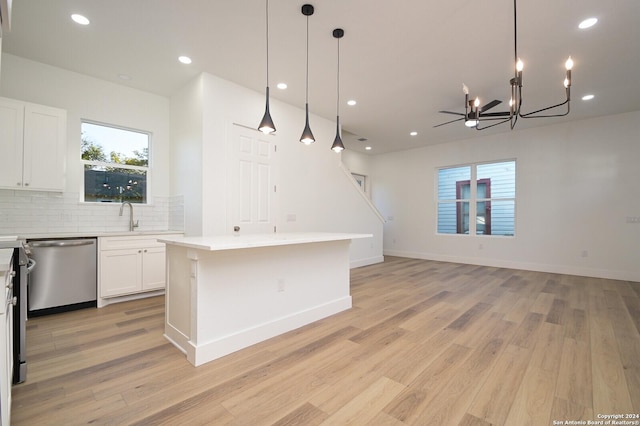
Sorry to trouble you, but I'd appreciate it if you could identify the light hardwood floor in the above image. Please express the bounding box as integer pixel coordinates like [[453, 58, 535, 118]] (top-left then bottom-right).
[[12, 257, 640, 425]]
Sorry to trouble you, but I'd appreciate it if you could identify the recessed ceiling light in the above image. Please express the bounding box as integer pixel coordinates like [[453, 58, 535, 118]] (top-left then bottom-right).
[[410, 131, 418, 136], [71, 14, 90, 25], [582, 94, 595, 101], [365, 146, 372, 151], [178, 56, 192, 65], [277, 83, 287, 90], [347, 100, 357, 106], [579, 17, 598, 29]]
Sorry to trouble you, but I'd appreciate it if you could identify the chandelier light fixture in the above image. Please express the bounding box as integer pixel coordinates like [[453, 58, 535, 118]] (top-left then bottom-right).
[[331, 28, 345, 153], [300, 4, 315, 144], [444, 0, 573, 131], [258, 0, 276, 134]]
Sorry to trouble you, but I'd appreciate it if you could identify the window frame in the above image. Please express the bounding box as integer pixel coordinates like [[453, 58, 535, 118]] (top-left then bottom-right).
[[80, 120, 152, 204], [436, 159, 516, 237], [456, 178, 492, 235]]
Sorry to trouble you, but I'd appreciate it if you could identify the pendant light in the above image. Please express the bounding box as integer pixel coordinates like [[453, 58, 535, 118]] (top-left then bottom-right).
[[331, 28, 345, 153], [300, 4, 315, 144], [258, 0, 276, 134]]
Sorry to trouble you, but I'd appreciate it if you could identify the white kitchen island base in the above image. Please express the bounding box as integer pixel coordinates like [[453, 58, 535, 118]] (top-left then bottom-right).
[[159, 233, 370, 366]]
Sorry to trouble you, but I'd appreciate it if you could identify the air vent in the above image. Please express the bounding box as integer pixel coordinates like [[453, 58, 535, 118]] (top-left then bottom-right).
[[357, 138, 368, 142]]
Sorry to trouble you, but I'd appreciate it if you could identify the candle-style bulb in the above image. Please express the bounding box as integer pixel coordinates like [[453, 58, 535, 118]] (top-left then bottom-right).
[[564, 77, 570, 88], [565, 56, 574, 70], [516, 58, 524, 72], [474, 97, 480, 108]]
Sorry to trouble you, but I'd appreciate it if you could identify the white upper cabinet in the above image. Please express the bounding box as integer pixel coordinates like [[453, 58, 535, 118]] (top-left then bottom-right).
[[0, 97, 67, 191]]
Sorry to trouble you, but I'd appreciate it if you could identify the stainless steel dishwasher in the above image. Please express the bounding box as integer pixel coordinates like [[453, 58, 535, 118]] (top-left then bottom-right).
[[27, 238, 97, 316]]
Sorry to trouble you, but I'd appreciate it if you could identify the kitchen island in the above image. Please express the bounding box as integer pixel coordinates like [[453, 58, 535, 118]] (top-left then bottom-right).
[[159, 232, 370, 366]]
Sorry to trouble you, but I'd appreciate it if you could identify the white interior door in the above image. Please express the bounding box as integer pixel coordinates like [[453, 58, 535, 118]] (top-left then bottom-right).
[[228, 124, 277, 234]]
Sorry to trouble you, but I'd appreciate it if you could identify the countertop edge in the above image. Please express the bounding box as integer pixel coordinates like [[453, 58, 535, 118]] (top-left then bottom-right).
[[18, 230, 184, 240], [158, 233, 372, 251]]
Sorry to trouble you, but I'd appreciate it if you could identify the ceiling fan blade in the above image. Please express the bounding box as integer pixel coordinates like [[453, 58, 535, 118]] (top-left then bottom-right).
[[433, 117, 464, 128], [438, 110, 465, 116], [479, 100, 502, 112], [479, 111, 511, 118]]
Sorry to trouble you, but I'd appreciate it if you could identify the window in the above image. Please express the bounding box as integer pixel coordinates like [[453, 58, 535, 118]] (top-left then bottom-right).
[[351, 173, 367, 192], [437, 160, 515, 236], [81, 121, 149, 203]]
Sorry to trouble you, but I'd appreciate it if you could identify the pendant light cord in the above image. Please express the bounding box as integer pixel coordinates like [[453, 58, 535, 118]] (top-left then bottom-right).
[[513, 0, 518, 74], [266, 0, 270, 86], [305, 14, 309, 104], [336, 36, 340, 116]]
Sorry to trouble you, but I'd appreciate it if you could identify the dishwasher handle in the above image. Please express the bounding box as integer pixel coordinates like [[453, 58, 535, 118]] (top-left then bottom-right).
[[30, 239, 95, 248]]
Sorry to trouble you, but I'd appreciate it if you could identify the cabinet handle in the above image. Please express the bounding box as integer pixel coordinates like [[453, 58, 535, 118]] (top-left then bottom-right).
[[138, 250, 142, 253], [17, 182, 22, 186], [144, 249, 147, 253], [25, 182, 30, 186]]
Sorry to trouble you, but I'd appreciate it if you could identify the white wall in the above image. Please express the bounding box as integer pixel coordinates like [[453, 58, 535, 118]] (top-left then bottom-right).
[[342, 149, 374, 199], [170, 75, 204, 236], [170, 72, 384, 266], [0, 53, 171, 200], [371, 111, 640, 281], [0, 53, 180, 234]]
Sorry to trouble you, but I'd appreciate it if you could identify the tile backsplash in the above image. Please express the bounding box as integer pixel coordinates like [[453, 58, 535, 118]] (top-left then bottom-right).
[[0, 189, 184, 236]]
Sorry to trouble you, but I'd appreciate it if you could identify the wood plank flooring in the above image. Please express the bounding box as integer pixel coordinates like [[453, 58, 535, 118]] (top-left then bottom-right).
[[11, 257, 640, 425]]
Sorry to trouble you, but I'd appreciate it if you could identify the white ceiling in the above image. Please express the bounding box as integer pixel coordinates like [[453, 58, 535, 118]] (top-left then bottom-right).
[[2, 0, 639, 154]]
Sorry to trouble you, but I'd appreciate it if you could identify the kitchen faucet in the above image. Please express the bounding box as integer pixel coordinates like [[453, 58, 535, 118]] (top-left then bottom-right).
[[119, 201, 139, 231]]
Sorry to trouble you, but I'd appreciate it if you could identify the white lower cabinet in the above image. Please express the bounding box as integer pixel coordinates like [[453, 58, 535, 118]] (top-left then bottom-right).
[[0, 254, 14, 426], [99, 234, 180, 299]]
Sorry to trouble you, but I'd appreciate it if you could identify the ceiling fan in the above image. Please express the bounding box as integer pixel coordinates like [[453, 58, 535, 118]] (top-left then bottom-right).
[[434, 97, 510, 128], [434, 0, 573, 131]]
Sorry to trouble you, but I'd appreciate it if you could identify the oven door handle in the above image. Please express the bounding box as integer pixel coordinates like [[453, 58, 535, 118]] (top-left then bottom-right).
[[27, 258, 36, 273]]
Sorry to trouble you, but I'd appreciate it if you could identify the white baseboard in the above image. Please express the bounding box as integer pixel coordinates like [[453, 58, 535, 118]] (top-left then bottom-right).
[[98, 289, 165, 308], [383, 249, 639, 282], [351, 255, 384, 269]]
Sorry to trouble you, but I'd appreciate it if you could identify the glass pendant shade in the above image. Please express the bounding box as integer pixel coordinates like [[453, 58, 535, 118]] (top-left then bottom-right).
[[258, 87, 276, 134], [300, 103, 315, 144], [331, 116, 344, 152]]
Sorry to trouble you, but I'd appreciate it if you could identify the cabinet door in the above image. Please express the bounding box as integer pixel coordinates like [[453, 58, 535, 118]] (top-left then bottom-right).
[[22, 104, 66, 191], [1, 291, 13, 426], [142, 246, 166, 291], [100, 249, 142, 297], [0, 98, 24, 189]]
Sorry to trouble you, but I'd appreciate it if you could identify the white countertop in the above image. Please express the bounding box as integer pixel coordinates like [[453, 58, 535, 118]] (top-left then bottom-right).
[[158, 232, 372, 251], [16, 230, 183, 240]]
